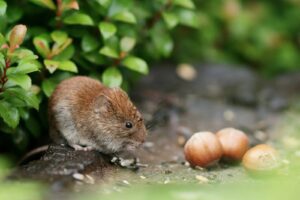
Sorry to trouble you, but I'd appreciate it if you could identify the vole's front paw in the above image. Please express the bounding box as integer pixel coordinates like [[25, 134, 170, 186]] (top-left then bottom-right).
[[70, 144, 94, 151]]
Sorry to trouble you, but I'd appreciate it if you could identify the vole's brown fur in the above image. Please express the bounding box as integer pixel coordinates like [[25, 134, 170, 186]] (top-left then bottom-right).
[[48, 76, 146, 153]]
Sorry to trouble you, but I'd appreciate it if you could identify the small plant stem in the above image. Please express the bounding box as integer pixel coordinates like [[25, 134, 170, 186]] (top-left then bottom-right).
[[56, 0, 63, 29]]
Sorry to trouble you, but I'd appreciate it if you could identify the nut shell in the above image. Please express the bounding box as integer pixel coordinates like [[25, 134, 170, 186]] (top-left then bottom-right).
[[242, 144, 279, 171], [184, 132, 223, 167], [216, 128, 249, 161]]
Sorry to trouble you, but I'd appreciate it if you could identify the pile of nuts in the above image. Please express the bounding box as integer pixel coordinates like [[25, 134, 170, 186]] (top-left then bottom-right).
[[184, 128, 279, 172]]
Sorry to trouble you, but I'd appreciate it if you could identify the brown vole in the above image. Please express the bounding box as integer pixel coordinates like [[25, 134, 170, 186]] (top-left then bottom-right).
[[48, 76, 147, 154]]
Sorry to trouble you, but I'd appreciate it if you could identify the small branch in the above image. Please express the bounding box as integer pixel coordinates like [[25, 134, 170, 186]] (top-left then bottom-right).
[[146, 0, 173, 29], [56, 0, 63, 29]]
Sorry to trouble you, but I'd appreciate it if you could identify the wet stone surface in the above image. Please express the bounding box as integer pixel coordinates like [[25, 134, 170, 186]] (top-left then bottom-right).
[[9, 64, 300, 194]]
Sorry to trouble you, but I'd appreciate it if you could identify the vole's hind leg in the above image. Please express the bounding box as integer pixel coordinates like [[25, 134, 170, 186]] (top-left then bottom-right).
[[69, 143, 94, 151]]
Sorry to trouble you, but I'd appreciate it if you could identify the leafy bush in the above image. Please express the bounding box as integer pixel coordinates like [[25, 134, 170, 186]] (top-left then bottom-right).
[[173, 0, 300, 76], [0, 0, 197, 152]]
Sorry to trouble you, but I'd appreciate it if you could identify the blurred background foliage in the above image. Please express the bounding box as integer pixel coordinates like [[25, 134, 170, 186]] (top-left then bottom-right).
[[174, 0, 300, 75], [0, 0, 300, 155]]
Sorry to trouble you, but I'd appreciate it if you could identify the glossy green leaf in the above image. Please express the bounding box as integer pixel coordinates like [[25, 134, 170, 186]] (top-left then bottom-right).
[[112, 11, 136, 24], [13, 49, 38, 62], [120, 37, 136, 52], [44, 59, 59, 73], [83, 52, 106, 65], [24, 114, 41, 137], [29, 0, 56, 10], [7, 74, 32, 90], [102, 67, 122, 87], [0, 53, 4, 70], [0, 0, 7, 16], [41, 78, 56, 97], [33, 36, 51, 58], [51, 31, 68, 45], [96, 0, 112, 8], [0, 101, 19, 128], [99, 46, 119, 58], [122, 56, 149, 74], [81, 34, 100, 52], [3, 88, 39, 110], [53, 45, 75, 60], [99, 22, 117, 40], [7, 62, 39, 75], [173, 0, 195, 9], [176, 9, 198, 28], [0, 33, 5, 46], [162, 12, 179, 29], [63, 12, 94, 26], [151, 30, 173, 57], [58, 61, 78, 73]]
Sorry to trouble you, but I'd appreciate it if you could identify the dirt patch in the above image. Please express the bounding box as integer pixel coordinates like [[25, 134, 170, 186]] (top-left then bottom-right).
[[9, 64, 300, 197]]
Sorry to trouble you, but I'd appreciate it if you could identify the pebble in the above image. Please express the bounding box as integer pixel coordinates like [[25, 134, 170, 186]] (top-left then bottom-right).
[[195, 175, 209, 183], [176, 63, 197, 81], [72, 173, 85, 181], [223, 110, 235, 121], [122, 180, 130, 185]]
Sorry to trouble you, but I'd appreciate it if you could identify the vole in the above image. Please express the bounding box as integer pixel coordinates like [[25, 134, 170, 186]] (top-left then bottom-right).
[[48, 76, 147, 154]]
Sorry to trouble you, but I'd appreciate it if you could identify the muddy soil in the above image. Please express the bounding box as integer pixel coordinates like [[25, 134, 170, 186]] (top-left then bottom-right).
[[9, 64, 300, 197]]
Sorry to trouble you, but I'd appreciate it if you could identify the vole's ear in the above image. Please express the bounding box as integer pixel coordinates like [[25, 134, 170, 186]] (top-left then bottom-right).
[[94, 94, 112, 114]]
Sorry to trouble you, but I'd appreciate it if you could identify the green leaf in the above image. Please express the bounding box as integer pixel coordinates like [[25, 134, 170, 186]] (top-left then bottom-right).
[[51, 31, 68, 45], [7, 74, 32, 90], [176, 9, 198, 28], [0, 101, 19, 128], [24, 114, 41, 137], [81, 34, 100, 52], [102, 67, 122, 87], [63, 12, 94, 26], [120, 37, 136, 52], [0, 0, 7, 16], [7, 62, 39, 75], [58, 61, 78, 73], [112, 11, 136, 24], [33, 35, 51, 58], [42, 79, 56, 97], [173, 0, 195, 9], [122, 56, 149, 74], [44, 59, 59, 73], [53, 45, 75, 60], [0, 53, 4, 70], [151, 29, 173, 57], [99, 22, 117, 40], [0, 33, 5, 46], [29, 0, 56, 10], [13, 49, 38, 62], [6, 6, 23, 24], [99, 46, 119, 58], [83, 52, 106, 65], [96, 0, 112, 8], [162, 12, 179, 29], [3, 88, 39, 110]]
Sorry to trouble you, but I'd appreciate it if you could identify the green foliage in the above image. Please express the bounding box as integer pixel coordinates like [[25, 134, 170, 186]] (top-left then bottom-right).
[[0, 0, 197, 151], [173, 0, 300, 76]]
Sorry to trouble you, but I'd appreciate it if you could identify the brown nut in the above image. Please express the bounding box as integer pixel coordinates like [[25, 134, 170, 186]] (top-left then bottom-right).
[[216, 127, 249, 161], [242, 144, 280, 172], [184, 132, 223, 167]]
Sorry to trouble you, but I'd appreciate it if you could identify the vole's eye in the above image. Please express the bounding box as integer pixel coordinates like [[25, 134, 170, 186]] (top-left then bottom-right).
[[125, 121, 133, 129]]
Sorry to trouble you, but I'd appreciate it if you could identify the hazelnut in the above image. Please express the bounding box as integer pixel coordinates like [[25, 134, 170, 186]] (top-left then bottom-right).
[[184, 132, 223, 167], [216, 128, 249, 161], [242, 144, 280, 172]]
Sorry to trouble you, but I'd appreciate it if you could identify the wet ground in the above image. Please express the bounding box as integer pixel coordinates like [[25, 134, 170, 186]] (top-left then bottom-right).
[[9, 64, 300, 198]]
